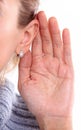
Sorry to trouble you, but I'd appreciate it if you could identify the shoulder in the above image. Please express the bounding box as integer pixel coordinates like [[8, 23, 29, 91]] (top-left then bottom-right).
[[11, 94, 40, 130], [0, 79, 15, 129], [0, 79, 15, 94]]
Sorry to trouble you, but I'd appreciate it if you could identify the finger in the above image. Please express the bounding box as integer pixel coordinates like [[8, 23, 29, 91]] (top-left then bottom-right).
[[49, 17, 63, 59], [32, 32, 43, 59], [37, 11, 53, 56], [62, 29, 73, 66]]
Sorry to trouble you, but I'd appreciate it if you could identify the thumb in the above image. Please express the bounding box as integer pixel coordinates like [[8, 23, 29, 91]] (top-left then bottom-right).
[[19, 50, 32, 68], [18, 50, 32, 92]]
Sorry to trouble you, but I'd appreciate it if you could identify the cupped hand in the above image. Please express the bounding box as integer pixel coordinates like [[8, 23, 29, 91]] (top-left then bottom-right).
[[18, 11, 74, 118]]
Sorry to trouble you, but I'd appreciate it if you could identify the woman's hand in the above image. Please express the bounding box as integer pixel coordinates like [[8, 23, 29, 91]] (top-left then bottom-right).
[[18, 12, 74, 120]]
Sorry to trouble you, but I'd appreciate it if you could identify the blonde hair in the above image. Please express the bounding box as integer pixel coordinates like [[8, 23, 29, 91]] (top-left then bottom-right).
[[18, 0, 39, 28], [0, 0, 39, 84], [0, 53, 20, 84]]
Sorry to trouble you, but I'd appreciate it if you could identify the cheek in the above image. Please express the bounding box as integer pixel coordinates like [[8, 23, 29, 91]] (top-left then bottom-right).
[[0, 23, 19, 71]]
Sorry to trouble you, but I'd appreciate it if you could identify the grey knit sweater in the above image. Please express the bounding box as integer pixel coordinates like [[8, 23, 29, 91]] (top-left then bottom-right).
[[0, 80, 40, 130]]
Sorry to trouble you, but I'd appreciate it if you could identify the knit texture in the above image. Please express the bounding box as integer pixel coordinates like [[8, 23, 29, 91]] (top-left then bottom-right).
[[0, 80, 39, 130]]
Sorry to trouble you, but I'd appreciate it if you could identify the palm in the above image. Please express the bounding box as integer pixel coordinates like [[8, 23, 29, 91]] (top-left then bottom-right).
[[18, 12, 74, 118]]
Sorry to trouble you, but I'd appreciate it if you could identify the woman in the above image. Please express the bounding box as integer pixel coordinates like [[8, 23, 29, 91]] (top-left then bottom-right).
[[0, 0, 74, 130]]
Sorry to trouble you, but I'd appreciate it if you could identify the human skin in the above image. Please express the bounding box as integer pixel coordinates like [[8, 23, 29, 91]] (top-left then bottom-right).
[[0, 0, 38, 72], [18, 11, 74, 130], [0, 0, 74, 128]]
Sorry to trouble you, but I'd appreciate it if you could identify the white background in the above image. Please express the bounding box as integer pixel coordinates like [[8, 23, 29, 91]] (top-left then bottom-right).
[[39, 0, 81, 130], [6, 0, 81, 130]]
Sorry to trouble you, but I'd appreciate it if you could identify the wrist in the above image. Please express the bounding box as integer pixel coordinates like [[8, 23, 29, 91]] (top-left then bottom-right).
[[37, 116, 73, 130]]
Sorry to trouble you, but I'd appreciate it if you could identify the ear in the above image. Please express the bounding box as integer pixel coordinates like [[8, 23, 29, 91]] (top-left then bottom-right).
[[16, 19, 39, 55]]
